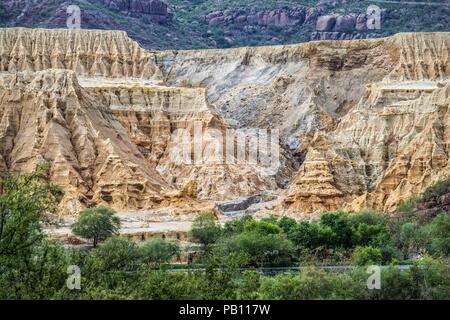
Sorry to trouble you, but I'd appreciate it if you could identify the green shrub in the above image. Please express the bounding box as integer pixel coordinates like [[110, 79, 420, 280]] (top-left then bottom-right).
[[191, 212, 222, 250], [319, 211, 353, 248], [259, 268, 361, 300], [352, 246, 383, 266], [140, 238, 181, 266], [244, 219, 282, 235], [276, 216, 298, 234], [399, 222, 426, 259], [367, 266, 417, 300], [222, 215, 253, 236], [424, 213, 450, 257], [92, 237, 141, 271], [0, 241, 69, 299], [224, 231, 295, 267], [0, 169, 62, 256], [410, 257, 450, 299]]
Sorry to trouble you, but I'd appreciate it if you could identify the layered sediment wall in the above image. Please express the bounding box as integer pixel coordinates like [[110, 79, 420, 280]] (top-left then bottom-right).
[[0, 28, 448, 216]]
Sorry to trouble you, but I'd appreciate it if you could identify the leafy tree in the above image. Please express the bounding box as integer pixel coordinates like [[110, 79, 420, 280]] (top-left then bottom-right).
[[319, 211, 353, 248], [352, 246, 382, 266], [287, 221, 322, 249], [260, 215, 278, 225], [91, 237, 141, 271], [191, 212, 221, 250], [0, 169, 62, 256], [399, 222, 426, 259], [352, 223, 390, 247], [80, 237, 142, 295], [244, 219, 282, 234], [348, 210, 388, 226], [224, 220, 295, 267], [222, 215, 253, 236], [72, 206, 120, 248], [277, 216, 297, 234], [140, 238, 181, 267], [0, 241, 69, 299], [424, 213, 450, 257]]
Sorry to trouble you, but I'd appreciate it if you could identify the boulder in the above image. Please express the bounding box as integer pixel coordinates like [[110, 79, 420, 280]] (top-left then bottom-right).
[[305, 7, 325, 22], [316, 15, 336, 32], [206, 11, 223, 20], [355, 14, 367, 31], [235, 15, 247, 23], [334, 15, 356, 32], [214, 195, 262, 215], [209, 16, 224, 27]]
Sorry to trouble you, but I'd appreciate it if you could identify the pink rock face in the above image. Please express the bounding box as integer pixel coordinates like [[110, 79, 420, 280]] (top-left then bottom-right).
[[205, 7, 305, 28], [279, 12, 290, 27], [305, 7, 324, 22], [334, 15, 356, 32], [355, 14, 367, 31], [316, 15, 336, 31]]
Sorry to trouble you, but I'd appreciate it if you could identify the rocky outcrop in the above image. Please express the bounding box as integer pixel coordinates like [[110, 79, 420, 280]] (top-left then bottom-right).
[[311, 11, 386, 41], [204, 6, 386, 43], [316, 15, 337, 32], [205, 7, 322, 28], [214, 195, 262, 215]]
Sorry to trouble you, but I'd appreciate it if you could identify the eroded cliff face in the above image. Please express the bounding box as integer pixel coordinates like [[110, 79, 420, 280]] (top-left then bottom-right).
[[0, 28, 161, 79], [281, 33, 450, 216], [155, 37, 395, 148], [88, 84, 273, 200], [0, 28, 448, 217], [0, 28, 278, 214], [0, 70, 172, 213]]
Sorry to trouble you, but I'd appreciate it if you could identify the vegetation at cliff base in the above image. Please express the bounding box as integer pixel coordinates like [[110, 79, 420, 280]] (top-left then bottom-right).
[[0, 171, 449, 299]]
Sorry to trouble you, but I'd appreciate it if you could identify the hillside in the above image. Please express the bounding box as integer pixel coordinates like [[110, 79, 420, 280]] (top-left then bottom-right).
[[0, 0, 449, 49]]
